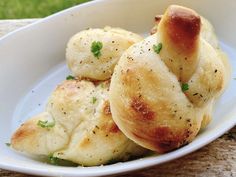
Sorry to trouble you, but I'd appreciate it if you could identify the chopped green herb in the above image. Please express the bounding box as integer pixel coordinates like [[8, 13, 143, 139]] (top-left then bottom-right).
[[182, 83, 189, 92], [66, 75, 75, 80], [100, 83, 104, 88], [48, 154, 59, 165], [37, 120, 55, 128], [153, 43, 162, 54], [5, 143, 11, 147], [92, 97, 97, 104], [91, 41, 103, 59], [47, 154, 77, 166]]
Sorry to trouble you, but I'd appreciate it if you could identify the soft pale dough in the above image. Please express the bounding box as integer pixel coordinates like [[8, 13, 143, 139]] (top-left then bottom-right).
[[109, 5, 230, 153], [11, 79, 147, 166], [66, 26, 143, 81]]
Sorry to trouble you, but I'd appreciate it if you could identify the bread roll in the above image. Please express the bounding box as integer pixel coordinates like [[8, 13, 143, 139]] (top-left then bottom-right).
[[109, 5, 230, 153], [11, 79, 147, 166], [66, 27, 143, 81]]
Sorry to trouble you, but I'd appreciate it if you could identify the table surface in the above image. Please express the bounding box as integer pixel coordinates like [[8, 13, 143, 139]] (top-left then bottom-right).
[[0, 19, 235, 177]]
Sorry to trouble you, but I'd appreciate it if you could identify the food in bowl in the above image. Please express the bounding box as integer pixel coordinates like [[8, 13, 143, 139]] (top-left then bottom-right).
[[10, 27, 147, 166], [110, 5, 230, 152], [10, 5, 230, 166]]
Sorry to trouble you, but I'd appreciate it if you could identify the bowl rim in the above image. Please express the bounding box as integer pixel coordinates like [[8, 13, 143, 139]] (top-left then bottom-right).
[[1, 121, 235, 177], [0, 0, 235, 176]]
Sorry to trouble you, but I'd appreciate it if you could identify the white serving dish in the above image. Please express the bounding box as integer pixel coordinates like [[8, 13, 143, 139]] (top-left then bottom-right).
[[0, 0, 235, 176]]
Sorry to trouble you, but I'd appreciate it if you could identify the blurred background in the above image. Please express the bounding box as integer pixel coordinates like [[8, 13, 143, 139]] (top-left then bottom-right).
[[0, 0, 91, 19]]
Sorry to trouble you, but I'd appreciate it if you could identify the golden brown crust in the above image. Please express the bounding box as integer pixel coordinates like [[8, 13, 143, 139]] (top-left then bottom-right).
[[11, 79, 147, 166], [132, 126, 192, 153], [165, 6, 201, 55], [110, 5, 229, 153], [158, 5, 201, 83], [11, 112, 69, 155], [11, 122, 37, 146], [130, 97, 155, 121]]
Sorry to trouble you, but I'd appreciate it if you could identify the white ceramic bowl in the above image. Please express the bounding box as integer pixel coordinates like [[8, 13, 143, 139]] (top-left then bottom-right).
[[0, 0, 235, 176]]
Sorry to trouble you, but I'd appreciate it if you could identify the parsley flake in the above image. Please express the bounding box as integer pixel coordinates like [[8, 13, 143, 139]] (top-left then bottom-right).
[[47, 153, 78, 166], [5, 143, 11, 147], [37, 120, 55, 128], [48, 154, 60, 165], [182, 83, 189, 92], [153, 43, 162, 54], [91, 41, 103, 59], [66, 75, 75, 80], [92, 97, 97, 104]]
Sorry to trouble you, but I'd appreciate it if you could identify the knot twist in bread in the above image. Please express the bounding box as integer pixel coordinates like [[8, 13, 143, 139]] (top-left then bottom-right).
[[110, 5, 229, 152]]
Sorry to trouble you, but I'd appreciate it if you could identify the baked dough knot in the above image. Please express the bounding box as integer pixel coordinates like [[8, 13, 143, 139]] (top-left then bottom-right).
[[11, 27, 147, 166], [109, 5, 230, 153]]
